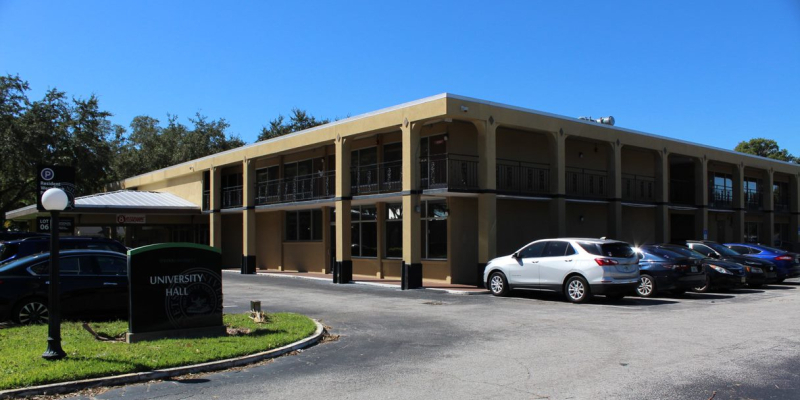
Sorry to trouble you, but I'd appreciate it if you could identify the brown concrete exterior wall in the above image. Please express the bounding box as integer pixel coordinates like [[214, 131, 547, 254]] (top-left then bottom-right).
[[565, 138, 609, 170], [283, 242, 325, 272], [422, 260, 449, 282], [448, 197, 478, 285], [256, 211, 282, 270], [353, 258, 380, 277], [221, 213, 243, 269], [621, 207, 656, 246], [137, 173, 204, 206], [496, 127, 551, 164], [566, 203, 608, 238], [496, 199, 550, 256], [622, 147, 656, 177], [383, 259, 402, 280]]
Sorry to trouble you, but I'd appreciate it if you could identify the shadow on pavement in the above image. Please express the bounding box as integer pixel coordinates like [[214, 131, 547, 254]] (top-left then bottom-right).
[[507, 289, 678, 306]]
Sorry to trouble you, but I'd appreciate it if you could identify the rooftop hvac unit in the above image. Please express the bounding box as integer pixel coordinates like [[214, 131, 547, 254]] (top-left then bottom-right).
[[578, 116, 615, 126]]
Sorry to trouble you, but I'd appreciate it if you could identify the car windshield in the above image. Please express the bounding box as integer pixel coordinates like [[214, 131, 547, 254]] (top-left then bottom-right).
[[707, 242, 741, 256], [663, 246, 706, 259]]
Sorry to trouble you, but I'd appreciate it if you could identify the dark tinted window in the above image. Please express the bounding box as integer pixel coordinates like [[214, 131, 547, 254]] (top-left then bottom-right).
[[578, 242, 603, 256], [542, 241, 569, 257], [728, 245, 751, 254], [565, 244, 576, 256], [519, 242, 546, 259], [30, 262, 48, 275], [600, 243, 634, 257], [690, 244, 715, 257], [97, 256, 127, 276], [707, 242, 740, 256], [641, 247, 684, 260], [664, 246, 705, 259], [0, 243, 19, 261]]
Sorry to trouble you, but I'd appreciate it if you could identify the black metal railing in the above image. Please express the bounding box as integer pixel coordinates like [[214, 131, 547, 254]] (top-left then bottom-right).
[[565, 167, 607, 198], [622, 174, 655, 202], [496, 159, 550, 195], [774, 198, 790, 213], [744, 188, 763, 210], [351, 160, 402, 195], [670, 179, 695, 205], [255, 170, 335, 205], [221, 185, 243, 209], [202, 189, 210, 211], [709, 185, 733, 209], [420, 153, 479, 191]]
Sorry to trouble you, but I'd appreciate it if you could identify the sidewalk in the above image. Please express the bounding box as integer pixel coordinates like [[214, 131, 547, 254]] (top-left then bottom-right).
[[250, 270, 489, 295]]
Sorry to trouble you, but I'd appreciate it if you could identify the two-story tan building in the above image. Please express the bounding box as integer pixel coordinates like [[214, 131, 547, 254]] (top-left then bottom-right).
[[8, 94, 800, 288]]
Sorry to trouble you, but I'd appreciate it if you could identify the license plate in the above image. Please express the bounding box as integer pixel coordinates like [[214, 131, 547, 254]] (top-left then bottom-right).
[[741, 277, 746, 283], [691, 266, 698, 273]]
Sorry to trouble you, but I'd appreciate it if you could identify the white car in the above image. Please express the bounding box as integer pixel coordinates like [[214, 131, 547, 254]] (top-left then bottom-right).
[[483, 238, 640, 303]]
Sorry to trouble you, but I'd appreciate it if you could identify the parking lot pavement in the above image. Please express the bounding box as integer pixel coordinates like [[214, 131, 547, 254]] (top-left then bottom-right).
[[72, 274, 800, 400]]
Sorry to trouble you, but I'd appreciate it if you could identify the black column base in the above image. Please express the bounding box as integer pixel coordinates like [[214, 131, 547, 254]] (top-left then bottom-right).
[[401, 262, 423, 290], [333, 260, 353, 284], [42, 338, 66, 360], [477, 262, 488, 288], [241, 255, 256, 274]]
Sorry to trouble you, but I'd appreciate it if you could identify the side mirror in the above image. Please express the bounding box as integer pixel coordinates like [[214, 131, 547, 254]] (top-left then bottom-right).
[[512, 252, 520, 259]]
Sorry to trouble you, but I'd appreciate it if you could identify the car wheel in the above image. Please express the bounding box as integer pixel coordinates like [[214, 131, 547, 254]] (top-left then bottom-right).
[[14, 298, 48, 325], [488, 272, 509, 297], [636, 275, 657, 297], [564, 276, 592, 303], [692, 276, 711, 293]]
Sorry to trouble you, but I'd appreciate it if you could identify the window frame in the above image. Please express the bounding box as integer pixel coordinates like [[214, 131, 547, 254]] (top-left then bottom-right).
[[421, 200, 448, 260], [351, 205, 378, 258]]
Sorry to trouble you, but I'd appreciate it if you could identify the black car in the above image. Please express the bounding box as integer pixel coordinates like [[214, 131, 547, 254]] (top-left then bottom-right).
[[0, 231, 48, 242], [661, 244, 747, 292], [634, 245, 707, 297], [0, 250, 128, 324], [0, 236, 127, 265], [684, 240, 778, 287]]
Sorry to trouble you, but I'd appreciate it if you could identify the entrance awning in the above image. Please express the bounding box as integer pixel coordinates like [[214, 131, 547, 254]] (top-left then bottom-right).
[[6, 190, 201, 220]]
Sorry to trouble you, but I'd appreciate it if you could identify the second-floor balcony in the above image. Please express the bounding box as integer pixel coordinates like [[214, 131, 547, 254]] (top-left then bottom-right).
[[256, 170, 335, 205], [670, 179, 695, 205], [775, 197, 790, 213], [566, 167, 607, 198], [496, 159, 550, 195], [351, 160, 402, 196], [709, 185, 733, 209], [420, 153, 479, 191], [744, 188, 763, 210], [622, 174, 655, 202], [222, 185, 243, 209]]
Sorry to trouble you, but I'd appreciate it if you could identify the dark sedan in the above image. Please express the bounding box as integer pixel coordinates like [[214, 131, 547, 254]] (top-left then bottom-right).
[[661, 244, 747, 292], [634, 245, 706, 297], [685, 240, 778, 287], [725, 243, 800, 282], [0, 250, 128, 324]]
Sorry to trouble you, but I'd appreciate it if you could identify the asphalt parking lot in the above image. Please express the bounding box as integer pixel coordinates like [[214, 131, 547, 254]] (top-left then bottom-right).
[[68, 272, 800, 400]]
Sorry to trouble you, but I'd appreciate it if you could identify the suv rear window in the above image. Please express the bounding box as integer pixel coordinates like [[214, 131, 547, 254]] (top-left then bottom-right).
[[578, 242, 634, 258]]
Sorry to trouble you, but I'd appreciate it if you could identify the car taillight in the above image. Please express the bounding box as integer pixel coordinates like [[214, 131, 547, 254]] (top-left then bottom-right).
[[595, 258, 619, 266], [775, 255, 793, 261]]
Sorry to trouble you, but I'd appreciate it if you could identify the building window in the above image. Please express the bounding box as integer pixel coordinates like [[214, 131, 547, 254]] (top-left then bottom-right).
[[421, 200, 448, 259], [744, 222, 759, 243], [256, 165, 279, 203], [385, 203, 403, 258], [285, 210, 322, 241], [711, 173, 733, 206], [351, 205, 377, 257]]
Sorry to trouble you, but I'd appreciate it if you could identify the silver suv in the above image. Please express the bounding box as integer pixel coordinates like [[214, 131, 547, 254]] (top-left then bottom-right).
[[483, 238, 639, 303]]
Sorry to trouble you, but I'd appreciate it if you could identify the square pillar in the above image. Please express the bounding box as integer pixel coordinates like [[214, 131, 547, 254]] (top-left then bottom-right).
[[241, 159, 257, 274], [476, 120, 497, 286], [789, 175, 799, 245], [607, 142, 622, 239], [334, 136, 352, 283], [733, 164, 745, 242], [761, 170, 775, 245], [209, 166, 222, 249], [655, 151, 669, 243], [322, 206, 331, 274], [550, 131, 567, 237], [694, 158, 708, 240], [401, 120, 422, 289]]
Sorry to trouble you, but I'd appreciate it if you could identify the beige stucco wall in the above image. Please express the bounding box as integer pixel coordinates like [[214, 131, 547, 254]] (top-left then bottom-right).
[[566, 203, 609, 238], [383, 259, 402, 280], [137, 172, 204, 206], [496, 199, 550, 256], [283, 242, 325, 272], [221, 213, 243, 268], [353, 258, 380, 277], [448, 197, 478, 285], [622, 147, 656, 177], [496, 127, 551, 165], [565, 138, 609, 170], [256, 211, 283, 270], [422, 260, 449, 282], [621, 206, 656, 246]]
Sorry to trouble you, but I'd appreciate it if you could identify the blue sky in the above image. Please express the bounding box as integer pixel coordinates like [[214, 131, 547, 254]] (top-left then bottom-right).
[[2, 1, 799, 154]]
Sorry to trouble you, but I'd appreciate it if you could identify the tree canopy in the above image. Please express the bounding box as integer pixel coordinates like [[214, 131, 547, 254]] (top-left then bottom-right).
[[734, 138, 797, 163], [257, 108, 330, 141]]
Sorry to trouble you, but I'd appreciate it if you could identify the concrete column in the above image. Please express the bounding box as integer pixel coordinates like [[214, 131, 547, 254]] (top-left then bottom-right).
[[790, 174, 800, 245], [334, 136, 352, 283], [694, 158, 708, 240], [655, 151, 669, 243], [549, 131, 567, 237], [761, 170, 775, 245], [209, 167, 222, 248], [476, 120, 497, 286], [401, 120, 422, 289], [733, 164, 745, 242], [242, 159, 256, 273], [607, 142, 622, 239]]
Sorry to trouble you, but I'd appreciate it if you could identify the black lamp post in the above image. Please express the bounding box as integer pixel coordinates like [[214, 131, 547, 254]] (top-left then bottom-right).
[[41, 188, 68, 360]]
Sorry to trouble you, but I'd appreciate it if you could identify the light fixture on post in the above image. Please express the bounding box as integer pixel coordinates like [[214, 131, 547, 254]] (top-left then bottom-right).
[[41, 187, 68, 361]]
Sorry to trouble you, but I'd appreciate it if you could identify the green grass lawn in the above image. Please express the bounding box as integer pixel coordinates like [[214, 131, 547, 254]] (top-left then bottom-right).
[[0, 313, 317, 391]]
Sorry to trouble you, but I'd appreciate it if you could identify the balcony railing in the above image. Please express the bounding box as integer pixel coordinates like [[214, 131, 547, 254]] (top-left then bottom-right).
[[351, 160, 402, 195], [565, 167, 607, 198], [670, 179, 695, 205], [202, 189, 210, 211], [622, 174, 655, 202], [774, 198, 790, 213], [496, 159, 550, 195], [709, 185, 733, 209], [255, 170, 335, 205], [420, 153, 479, 191], [221, 185, 243, 209], [744, 188, 763, 210]]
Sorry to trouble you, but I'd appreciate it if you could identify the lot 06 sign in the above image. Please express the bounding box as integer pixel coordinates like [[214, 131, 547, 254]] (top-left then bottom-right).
[[127, 243, 225, 343]]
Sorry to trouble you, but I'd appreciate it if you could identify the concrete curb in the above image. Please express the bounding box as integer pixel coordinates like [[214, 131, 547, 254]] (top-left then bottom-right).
[[242, 270, 490, 295], [0, 319, 326, 399]]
